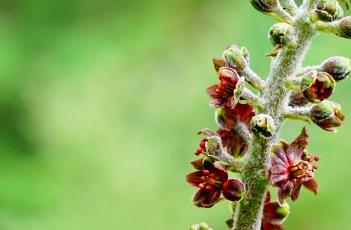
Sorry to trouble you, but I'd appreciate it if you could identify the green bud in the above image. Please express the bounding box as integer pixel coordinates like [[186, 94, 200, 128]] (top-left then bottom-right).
[[223, 45, 249, 71], [250, 114, 276, 138], [335, 16, 351, 39], [312, 0, 343, 22], [250, 0, 278, 13], [269, 23, 295, 47], [311, 101, 345, 132], [321, 56, 351, 81], [190, 223, 213, 230]]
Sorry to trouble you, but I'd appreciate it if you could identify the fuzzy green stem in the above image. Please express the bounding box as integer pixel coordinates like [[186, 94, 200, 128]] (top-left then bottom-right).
[[232, 14, 316, 230]]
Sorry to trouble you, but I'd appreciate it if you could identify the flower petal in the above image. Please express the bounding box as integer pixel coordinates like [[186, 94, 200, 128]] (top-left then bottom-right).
[[286, 147, 303, 165], [271, 145, 289, 166], [186, 171, 204, 187], [190, 158, 204, 170], [303, 178, 320, 195], [290, 183, 302, 201], [192, 188, 222, 208], [290, 127, 308, 151], [277, 181, 293, 205], [270, 174, 289, 185]]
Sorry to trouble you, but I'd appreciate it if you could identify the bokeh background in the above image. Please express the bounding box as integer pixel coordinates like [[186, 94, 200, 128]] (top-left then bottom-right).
[[0, 0, 350, 229]]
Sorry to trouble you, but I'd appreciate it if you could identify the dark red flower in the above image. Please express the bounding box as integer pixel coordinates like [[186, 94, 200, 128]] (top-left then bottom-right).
[[261, 192, 289, 230], [207, 67, 240, 108], [222, 179, 245, 202], [186, 158, 228, 208], [269, 128, 319, 204], [301, 71, 335, 103], [217, 128, 248, 158], [214, 105, 254, 158], [186, 158, 244, 208]]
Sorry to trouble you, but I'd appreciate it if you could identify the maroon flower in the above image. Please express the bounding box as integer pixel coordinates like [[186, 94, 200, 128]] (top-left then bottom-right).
[[301, 71, 335, 103], [215, 105, 254, 157], [217, 128, 248, 158], [207, 67, 240, 108], [186, 158, 228, 208], [269, 128, 319, 204], [186, 158, 244, 207], [222, 179, 245, 202], [261, 192, 289, 230]]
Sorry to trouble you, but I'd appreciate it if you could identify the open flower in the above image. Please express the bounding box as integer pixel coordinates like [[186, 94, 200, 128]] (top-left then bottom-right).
[[186, 158, 228, 208], [207, 67, 240, 108], [269, 128, 319, 204], [186, 158, 244, 207]]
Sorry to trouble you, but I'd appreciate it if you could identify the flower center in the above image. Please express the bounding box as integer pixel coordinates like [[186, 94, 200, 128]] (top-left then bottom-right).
[[289, 160, 314, 180], [198, 170, 222, 190]]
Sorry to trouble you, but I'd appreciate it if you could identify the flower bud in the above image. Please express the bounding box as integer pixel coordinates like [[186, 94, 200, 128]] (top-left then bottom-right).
[[301, 71, 335, 103], [311, 101, 345, 131], [335, 16, 351, 39], [250, 0, 278, 13], [250, 114, 276, 138], [289, 91, 309, 107], [223, 45, 249, 71], [263, 201, 290, 224], [269, 23, 295, 47], [312, 0, 343, 22], [222, 179, 245, 202], [321, 56, 351, 81], [190, 223, 213, 230]]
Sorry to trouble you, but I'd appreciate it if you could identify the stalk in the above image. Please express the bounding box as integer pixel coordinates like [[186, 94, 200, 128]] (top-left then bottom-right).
[[232, 14, 316, 230]]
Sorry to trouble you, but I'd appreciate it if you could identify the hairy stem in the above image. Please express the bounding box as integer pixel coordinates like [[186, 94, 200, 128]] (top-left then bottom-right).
[[232, 14, 316, 230]]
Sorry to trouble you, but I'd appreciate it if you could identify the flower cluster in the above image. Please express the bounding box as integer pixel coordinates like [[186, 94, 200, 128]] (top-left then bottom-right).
[[187, 0, 350, 229]]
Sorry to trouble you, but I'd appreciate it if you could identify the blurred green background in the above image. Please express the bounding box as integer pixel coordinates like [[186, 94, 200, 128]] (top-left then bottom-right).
[[0, 0, 350, 229]]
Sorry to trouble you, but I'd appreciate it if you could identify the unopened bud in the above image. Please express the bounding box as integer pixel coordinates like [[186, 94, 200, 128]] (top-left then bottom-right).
[[311, 0, 343, 22], [321, 56, 351, 81], [301, 71, 335, 103], [250, 114, 276, 138], [264, 201, 290, 224], [335, 16, 351, 39], [190, 223, 213, 230], [311, 101, 345, 131], [250, 0, 278, 13], [222, 179, 245, 202], [223, 45, 249, 71], [269, 23, 295, 47]]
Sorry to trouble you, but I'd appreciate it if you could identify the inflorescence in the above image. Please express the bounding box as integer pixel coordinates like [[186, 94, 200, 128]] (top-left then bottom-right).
[[187, 1, 350, 229]]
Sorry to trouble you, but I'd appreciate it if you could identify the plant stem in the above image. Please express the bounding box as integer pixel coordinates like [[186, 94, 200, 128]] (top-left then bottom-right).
[[232, 15, 316, 230]]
